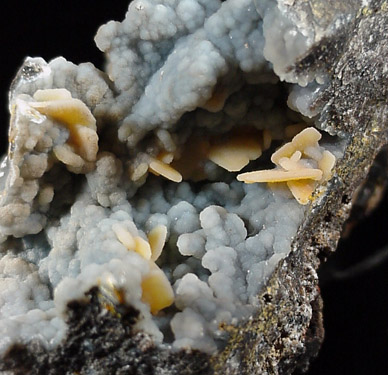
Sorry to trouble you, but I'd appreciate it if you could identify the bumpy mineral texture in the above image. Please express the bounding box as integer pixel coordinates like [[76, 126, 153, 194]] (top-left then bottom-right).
[[1, 0, 388, 374]]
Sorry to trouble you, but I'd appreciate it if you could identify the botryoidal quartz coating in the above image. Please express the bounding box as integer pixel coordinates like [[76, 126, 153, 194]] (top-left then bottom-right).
[[0, 0, 384, 374]]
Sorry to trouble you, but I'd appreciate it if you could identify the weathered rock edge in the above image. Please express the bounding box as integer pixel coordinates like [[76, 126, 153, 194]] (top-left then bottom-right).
[[2, 1, 388, 374]]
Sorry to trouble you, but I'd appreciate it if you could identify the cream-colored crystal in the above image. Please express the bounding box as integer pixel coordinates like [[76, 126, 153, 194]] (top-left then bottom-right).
[[149, 159, 183, 183], [73, 125, 99, 162], [237, 168, 322, 183], [319, 150, 336, 181], [271, 127, 321, 164], [287, 180, 316, 205], [278, 151, 302, 171], [292, 127, 321, 150], [53, 144, 84, 169], [30, 95, 96, 131], [148, 225, 168, 262], [141, 261, 174, 314], [208, 136, 262, 172], [112, 223, 136, 251], [271, 142, 295, 165], [134, 236, 152, 260]]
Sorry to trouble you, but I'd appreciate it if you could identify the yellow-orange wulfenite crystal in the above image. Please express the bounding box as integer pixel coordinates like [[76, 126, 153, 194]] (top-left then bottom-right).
[[148, 225, 168, 262], [238, 168, 323, 183], [271, 127, 321, 164], [29, 88, 98, 172], [237, 127, 336, 205], [113, 223, 174, 314], [207, 128, 271, 172], [141, 261, 175, 314], [208, 135, 262, 172], [149, 158, 183, 183], [148, 151, 182, 183], [133, 236, 153, 260]]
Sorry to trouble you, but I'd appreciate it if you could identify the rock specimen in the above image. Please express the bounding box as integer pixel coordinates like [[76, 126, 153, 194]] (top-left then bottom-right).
[[1, 0, 388, 374]]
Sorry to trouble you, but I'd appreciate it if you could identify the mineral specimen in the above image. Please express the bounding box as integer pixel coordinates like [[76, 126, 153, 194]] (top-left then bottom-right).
[[1, 0, 388, 374]]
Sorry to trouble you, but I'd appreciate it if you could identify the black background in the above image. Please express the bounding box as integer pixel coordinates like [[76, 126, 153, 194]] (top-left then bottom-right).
[[0, 2, 387, 374]]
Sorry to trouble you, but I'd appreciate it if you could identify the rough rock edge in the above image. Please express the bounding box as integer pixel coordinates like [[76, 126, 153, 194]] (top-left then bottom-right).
[[2, 1, 388, 374]]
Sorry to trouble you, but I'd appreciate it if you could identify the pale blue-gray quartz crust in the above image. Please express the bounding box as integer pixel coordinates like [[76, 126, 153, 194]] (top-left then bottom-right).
[[95, 0, 268, 146]]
